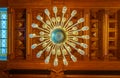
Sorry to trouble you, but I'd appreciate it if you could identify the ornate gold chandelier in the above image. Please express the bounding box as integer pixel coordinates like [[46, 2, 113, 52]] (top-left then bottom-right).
[[29, 6, 89, 66]]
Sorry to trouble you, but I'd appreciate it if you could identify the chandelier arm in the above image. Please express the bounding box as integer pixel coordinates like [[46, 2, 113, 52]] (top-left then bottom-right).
[[44, 45, 54, 64], [68, 35, 90, 39], [63, 43, 77, 62], [63, 16, 73, 28], [63, 44, 72, 56], [66, 41, 85, 55], [69, 26, 89, 32], [68, 39, 88, 48], [61, 45, 68, 66], [47, 16, 55, 28], [66, 22, 79, 30], [36, 27, 50, 33], [53, 45, 59, 66]]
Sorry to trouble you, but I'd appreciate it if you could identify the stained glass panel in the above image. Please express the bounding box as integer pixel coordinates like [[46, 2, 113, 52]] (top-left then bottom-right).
[[0, 8, 7, 61]]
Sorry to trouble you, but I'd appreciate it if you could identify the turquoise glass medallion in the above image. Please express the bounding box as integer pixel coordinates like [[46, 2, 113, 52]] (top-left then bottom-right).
[[51, 28, 66, 44]]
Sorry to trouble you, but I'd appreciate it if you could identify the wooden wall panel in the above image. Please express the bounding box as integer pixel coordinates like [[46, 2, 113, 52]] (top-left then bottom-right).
[[0, 0, 8, 7], [1, 0, 120, 78]]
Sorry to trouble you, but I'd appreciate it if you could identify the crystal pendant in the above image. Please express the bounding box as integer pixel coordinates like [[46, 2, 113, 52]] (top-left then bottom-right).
[[31, 44, 37, 49], [77, 49, 85, 55], [80, 43, 88, 48], [81, 35, 90, 39], [53, 57, 58, 66], [36, 15, 43, 21], [71, 55, 77, 62], [31, 23, 38, 28], [81, 26, 89, 31], [77, 18, 85, 23], [36, 51, 43, 58], [44, 9, 50, 16], [63, 57, 68, 66], [71, 10, 77, 17], [45, 56, 50, 64], [53, 6, 58, 14], [62, 6, 67, 14], [29, 34, 36, 38]]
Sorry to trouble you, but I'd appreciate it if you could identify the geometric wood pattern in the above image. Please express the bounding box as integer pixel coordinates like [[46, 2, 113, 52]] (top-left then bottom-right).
[[1, 0, 120, 78]]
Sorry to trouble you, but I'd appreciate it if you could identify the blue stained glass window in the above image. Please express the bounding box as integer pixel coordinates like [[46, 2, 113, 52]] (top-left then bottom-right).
[[0, 8, 7, 61]]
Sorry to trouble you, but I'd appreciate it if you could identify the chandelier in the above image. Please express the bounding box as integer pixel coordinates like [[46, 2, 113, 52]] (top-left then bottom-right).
[[29, 6, 89, 66]]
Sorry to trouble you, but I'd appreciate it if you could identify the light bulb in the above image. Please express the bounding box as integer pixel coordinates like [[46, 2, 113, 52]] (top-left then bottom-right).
[[44, 9, 50, 16], [62, 6, 67, 14], [36, 15, 43, 21], [81, 26, 89, 31], [81, 35, 90, 39], [80, 43, 88, 48], [29, 34, 36, 38], [53, 57, 58, 66], [53, 6, 58, 14], [71, 55, 77, 62], [77, 18, 85, 23], [77, 49, 85, 55], [71, 10, 77, 17], [45, 56, 50, 64], [63, 57, 68, 66], [36, 51, 43, 58], [31, 23, 38, 28], [31, 44, 37, 49]]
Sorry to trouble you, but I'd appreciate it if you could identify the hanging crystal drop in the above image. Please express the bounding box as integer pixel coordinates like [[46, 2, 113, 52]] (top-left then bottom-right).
[[29, 34, 36, 38], [81, 26, 89, 31], [53, 6, 58, 14], [44, 9, 50, 16], [63, 57, 68, 66], [31, 23, 38, 28], [62, 6, 67, 14], [45, 56, 50, 64], [71, 55, 77, 62], [53, 57, 58, 66], [77, 18, 85, 23], [36, 15, 43, 21], [36, 51, 43, 58], [80, 43, 88, 48], [31, 44, 37, 49], [71, 10, 77, 17], [77, 49, 85, 55], [81, 35, 90, 39]]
